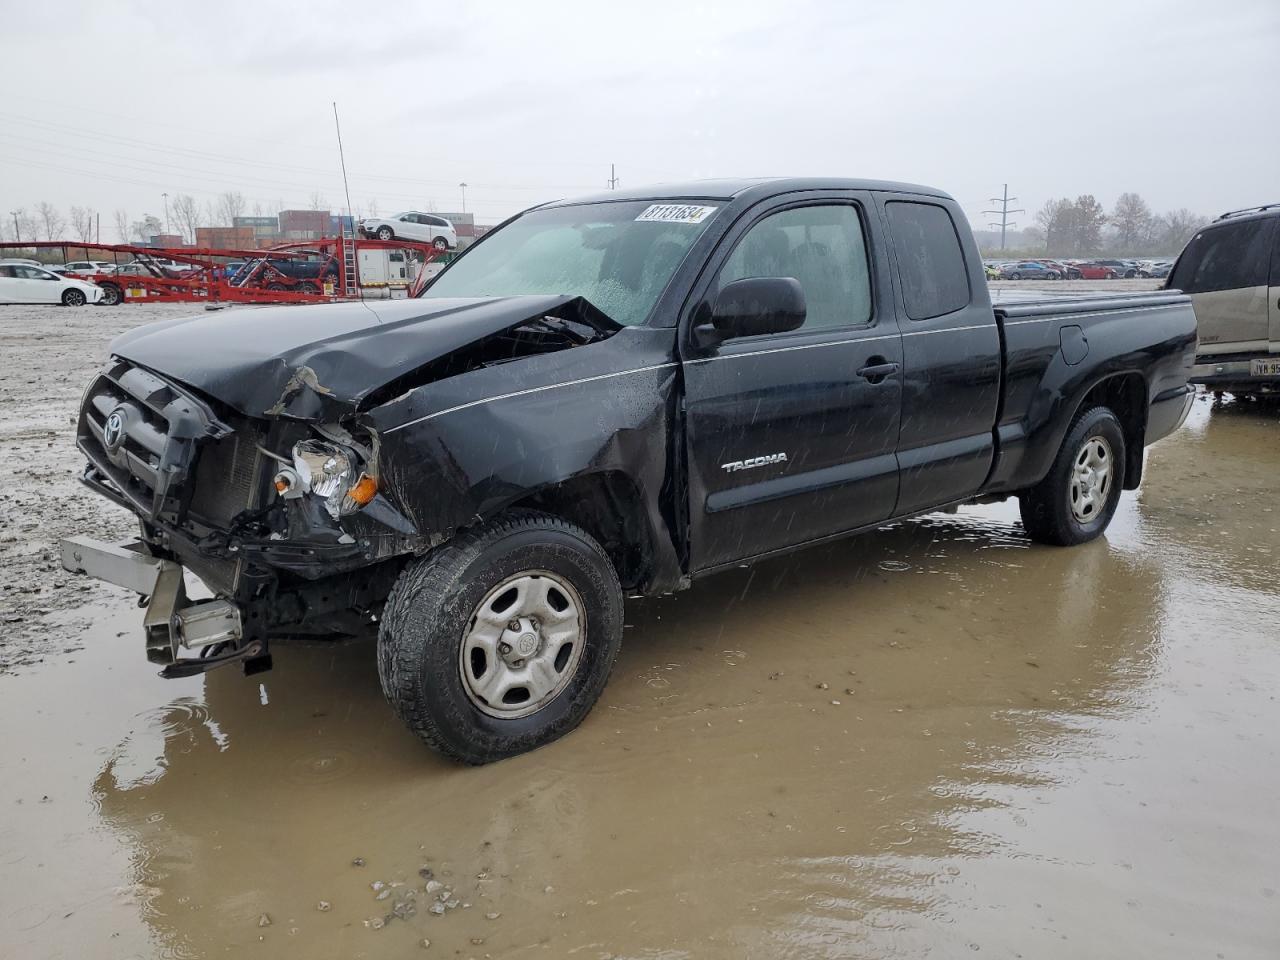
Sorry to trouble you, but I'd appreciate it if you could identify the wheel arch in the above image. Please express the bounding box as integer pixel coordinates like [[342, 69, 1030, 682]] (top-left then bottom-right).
[[1072, 371, 1149, 490], [500, 470, 658, 593]]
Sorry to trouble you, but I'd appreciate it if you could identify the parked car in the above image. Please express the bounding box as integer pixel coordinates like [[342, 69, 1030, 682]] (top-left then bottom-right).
[[1035, 259, 1076, 279], [1095, 259, 1139, 279], [0, 263, 104, 305], [60, 177, 1196, 763], [999, 261, 1060, 279], [63, 260, 117, 275], [1174, 203, 1280, 397], [1075, 261, 1118, 280], [1146, 261, 1173, 279], [360, 212, 456, 250]]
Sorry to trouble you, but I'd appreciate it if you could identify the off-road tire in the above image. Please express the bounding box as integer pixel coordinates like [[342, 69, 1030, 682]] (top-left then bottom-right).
[[378, 511, 623, 764], [1019, 406, 1126, 546], [62, 288, 87, 306], [376, 225, 394, 241]]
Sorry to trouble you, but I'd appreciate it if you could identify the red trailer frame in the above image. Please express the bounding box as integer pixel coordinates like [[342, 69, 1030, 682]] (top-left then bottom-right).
[[0, 237, 446, 305]]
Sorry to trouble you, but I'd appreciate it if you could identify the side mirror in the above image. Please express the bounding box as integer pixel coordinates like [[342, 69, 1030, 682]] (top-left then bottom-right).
[[699, 277, 806, 346]]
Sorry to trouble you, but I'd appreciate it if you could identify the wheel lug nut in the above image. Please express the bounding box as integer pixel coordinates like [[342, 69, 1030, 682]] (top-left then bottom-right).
[[499, 642, 512, 654], [508, 620, 520, 631]]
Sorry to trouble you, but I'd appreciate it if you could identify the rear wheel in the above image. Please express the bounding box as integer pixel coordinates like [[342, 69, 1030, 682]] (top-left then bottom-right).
[[378, 511, 623, 764], [1019, 406, 1126, 546], [1010, 272, 1022, 280], [433, 236, 449, 251], [62, 288, 87, 306], [298, 281, 319, 295], [376, 226, 394, 241], [266, 282, 286, 291], [98, 283, 122, 306]]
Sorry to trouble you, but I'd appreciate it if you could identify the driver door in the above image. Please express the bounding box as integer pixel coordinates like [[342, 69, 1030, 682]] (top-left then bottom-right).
[[681, 194, 903, 572]]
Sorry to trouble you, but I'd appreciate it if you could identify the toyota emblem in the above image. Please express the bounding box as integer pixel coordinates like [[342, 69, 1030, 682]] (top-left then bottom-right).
[[103, 410, 126, 451]]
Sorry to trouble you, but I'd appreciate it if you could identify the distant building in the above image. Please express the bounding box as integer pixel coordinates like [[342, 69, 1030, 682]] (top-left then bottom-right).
[[232, 216, 281, 244], [145, 233, 186, 248], [196, 226, 256, 249], [279, 209, 331, 240]]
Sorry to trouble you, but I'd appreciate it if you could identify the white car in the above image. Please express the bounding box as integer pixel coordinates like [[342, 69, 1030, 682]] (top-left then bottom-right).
[[359, 212, 456, 250], [0, 263, 103, 305], [63, 260, 116, 275]]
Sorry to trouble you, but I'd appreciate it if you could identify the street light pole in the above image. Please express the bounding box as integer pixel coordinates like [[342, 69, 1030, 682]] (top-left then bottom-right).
[[459, 183, 467, 214], [162, 192, 170, 235], [9, 211, 19, 243]]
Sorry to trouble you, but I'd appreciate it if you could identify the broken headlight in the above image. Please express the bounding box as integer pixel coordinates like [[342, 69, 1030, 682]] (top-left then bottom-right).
[[289, 439, 377, 518]]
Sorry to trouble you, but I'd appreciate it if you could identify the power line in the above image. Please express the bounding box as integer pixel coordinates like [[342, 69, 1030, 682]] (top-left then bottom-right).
[[981, 184, 1025, 251]]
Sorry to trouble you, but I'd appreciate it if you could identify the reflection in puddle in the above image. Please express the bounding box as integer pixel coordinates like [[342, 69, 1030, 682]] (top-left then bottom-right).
[[4, 396, 1280, 958]]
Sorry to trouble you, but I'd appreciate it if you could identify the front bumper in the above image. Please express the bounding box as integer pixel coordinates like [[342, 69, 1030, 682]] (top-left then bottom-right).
[[59, 536, 268, 677]]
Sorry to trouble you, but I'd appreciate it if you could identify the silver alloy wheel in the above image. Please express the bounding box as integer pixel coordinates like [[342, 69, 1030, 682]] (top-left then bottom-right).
[[459, 570, 585, 719], [65, 289, 86, 306], [1069, 435, 1113, 524]]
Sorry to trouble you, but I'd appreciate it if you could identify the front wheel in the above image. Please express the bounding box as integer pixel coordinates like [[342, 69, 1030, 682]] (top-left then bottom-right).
[[376, 226, 394, 241], [62, 288, 87, 306], [432, 236, 449, 251], [378, 512, 623, 764], [1010, 272, 1022, 280], [97, 282, 122, 305], [1019, 406, 1126, 546]]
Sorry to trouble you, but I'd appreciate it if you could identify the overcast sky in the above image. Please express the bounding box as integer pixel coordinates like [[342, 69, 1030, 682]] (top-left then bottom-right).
[[1, 0, 1276, 236]]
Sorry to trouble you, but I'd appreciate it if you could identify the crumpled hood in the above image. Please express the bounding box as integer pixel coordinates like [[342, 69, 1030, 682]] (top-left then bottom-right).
[[110, 295, 592, 420]]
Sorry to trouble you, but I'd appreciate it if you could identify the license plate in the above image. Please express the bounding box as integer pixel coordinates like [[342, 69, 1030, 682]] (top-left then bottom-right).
[[1250, 358, 1280, 377]]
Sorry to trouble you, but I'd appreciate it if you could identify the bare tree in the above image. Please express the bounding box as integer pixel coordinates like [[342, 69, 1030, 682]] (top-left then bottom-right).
[[252, 201, 264, 218], [36, 201, 66, 241], [129, 214, 163, 243], [216, 191, 247, 226], [1072, 195, 1107, 255], [1111, 192, 1153, 252], [1153, 208, 1208, 254], [170, 193, 202, 243], [1034, 198, 1072, 253], [69, 206, 96, 242], [307, 191, 328, 211], [113, 209, 131, 243]]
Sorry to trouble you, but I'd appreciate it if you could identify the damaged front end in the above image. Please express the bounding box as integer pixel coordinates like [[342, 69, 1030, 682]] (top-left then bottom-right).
[[60, 295, 626, 677], [66, 356, 420, 676]]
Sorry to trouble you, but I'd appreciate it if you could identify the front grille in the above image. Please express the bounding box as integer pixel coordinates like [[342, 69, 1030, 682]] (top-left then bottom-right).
[[79, 358, 266, 530]]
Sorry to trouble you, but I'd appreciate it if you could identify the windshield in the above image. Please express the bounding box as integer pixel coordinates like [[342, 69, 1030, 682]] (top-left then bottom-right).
[[421, 199, 720, 326]]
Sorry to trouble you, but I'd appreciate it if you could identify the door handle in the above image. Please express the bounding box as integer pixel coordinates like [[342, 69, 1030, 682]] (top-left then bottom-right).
[[856, 358, 899, 384]]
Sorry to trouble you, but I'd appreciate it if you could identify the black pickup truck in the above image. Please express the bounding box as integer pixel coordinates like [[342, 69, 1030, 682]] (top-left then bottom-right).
[[60, 178, 1197, 763]]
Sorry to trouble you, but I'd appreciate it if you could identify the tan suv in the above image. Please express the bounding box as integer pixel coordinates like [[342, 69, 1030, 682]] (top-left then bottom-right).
[[1173, 204, 1280, 397]]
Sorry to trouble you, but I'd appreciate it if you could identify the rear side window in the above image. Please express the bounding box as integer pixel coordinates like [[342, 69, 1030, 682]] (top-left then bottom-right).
[[1170, 218, 1274, 293], [885, 201, 970, 320]]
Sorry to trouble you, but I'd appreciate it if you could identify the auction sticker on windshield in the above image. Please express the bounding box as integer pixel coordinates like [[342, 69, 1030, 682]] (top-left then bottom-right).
[[635, 204, 718, 224]]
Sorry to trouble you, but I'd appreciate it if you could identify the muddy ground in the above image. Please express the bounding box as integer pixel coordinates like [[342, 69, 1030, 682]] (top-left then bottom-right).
[[2, 289, 1278, 959]]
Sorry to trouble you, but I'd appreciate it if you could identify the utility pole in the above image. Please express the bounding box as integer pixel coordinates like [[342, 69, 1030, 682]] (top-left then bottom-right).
[[982, 184, 1024, 251], [9, 211, 19, 243], [608, 164, 619, 190], [95, 211, 100, 244], [162, 192, 170, 235], [459, 182, 468, 213]]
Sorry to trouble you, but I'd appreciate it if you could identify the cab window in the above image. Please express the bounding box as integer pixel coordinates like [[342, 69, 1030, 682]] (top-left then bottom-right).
[[885, 200, 970, 320], [717, 204, 872, 332]]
